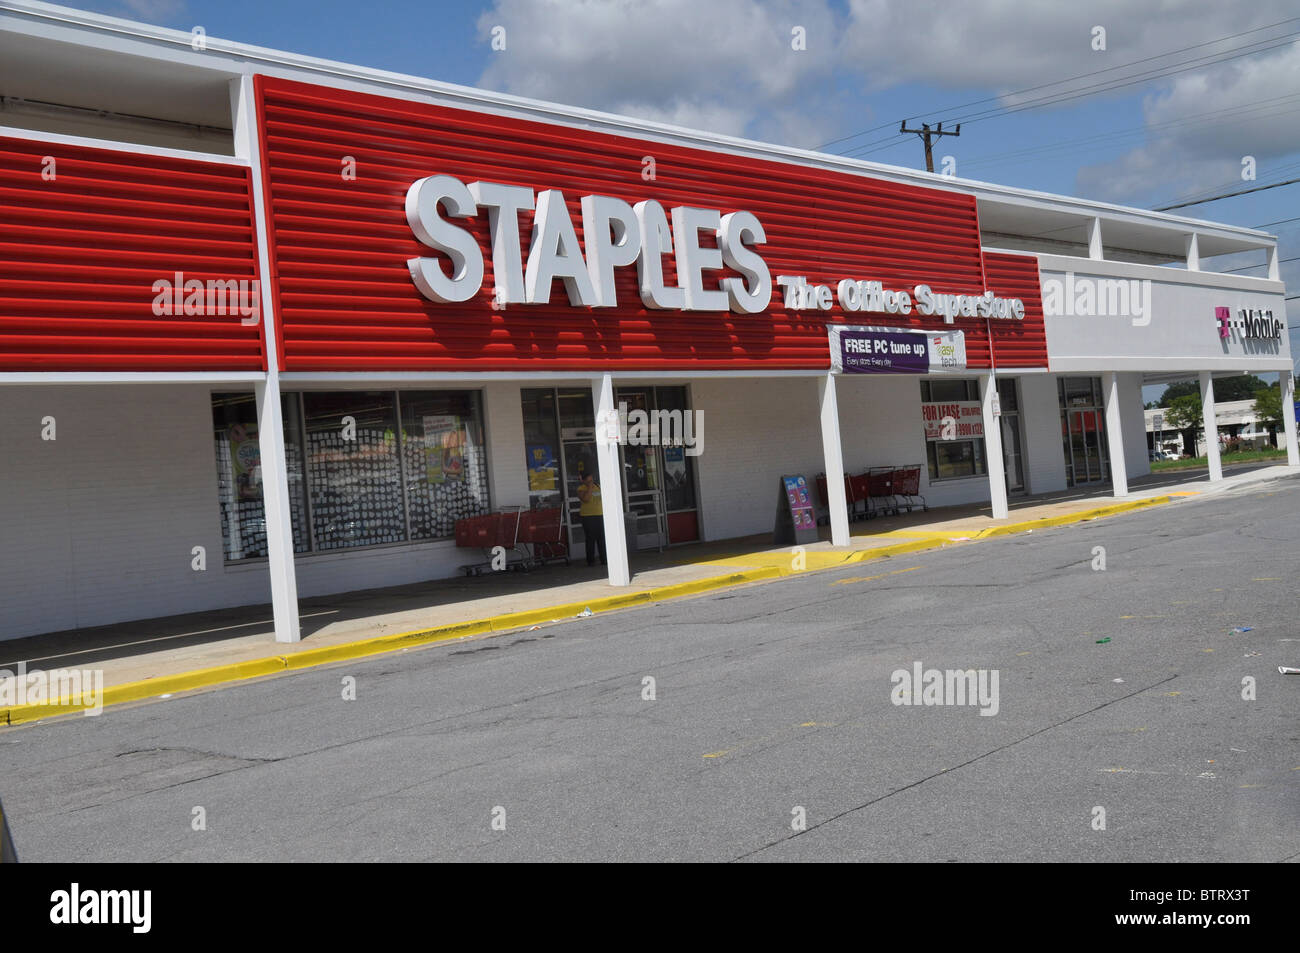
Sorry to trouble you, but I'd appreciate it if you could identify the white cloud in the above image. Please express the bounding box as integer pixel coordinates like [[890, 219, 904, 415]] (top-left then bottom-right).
[[476, 0, 848, 147], [1076, 39, 1300, 203], [475, 0, 1300, 185]]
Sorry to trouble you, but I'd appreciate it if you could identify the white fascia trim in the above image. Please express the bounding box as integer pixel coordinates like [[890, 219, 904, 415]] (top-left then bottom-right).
[[278, 370, 832, 385], [1035, 253, 1287, 294], [1050, 358, 1293, 373], [0, 371, 266, 385], [0, 1, 1276, 248], [0, 123, 248, 165]]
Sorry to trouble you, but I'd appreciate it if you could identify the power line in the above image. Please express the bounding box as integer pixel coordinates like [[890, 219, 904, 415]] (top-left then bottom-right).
[[1154, 177, 1300, 211], [839, 29, 1300, 160], [820, 16, 1300, 152], [1155, 154, 1300, 207], [898, 121, 960, 172], [957, 94, 1300, 174], [1225, 256, 1300, 273], [1255, 216, 1300, 228]]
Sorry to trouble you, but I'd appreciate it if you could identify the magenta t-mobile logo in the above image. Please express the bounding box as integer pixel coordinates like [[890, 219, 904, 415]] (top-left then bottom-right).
[[1216, 306, 1231, 339]]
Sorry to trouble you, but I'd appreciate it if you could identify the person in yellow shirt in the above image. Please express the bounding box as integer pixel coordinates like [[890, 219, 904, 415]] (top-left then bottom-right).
[[576, 472, 607, 567]]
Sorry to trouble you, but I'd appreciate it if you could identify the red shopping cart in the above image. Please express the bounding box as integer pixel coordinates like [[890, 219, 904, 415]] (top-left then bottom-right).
[[816, 472, 861, 524], [848, 472, 872, 521], [867, 466, 899, 517], [518, 506, 569, 566], [891, 465, 927, 513], [455, 505, 528, 575]]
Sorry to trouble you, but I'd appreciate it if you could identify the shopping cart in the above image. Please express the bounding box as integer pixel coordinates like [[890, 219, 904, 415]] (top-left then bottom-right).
[[811, 473, 863, 525], [848, 471, 872, 521], [892, 464, 927, 513], [519, 506, 569, 566], [866, 466, 899, 517], [455, 505, 529, 575]]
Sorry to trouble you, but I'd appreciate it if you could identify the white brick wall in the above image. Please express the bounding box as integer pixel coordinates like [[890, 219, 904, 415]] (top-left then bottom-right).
[[0, 373, 1131, 642], [691, 374, 1003, 540], [690, 377, 825, 541], [1119, 372, 1152, 479], [1020, 374, 1068, 494], [0, 384, 511, 642], [483, 381, 530, 509], [0, 385, 247, 640]]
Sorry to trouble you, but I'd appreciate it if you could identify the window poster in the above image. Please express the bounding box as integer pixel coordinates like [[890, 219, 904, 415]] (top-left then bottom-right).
[[527, 443, 558, 491], [664, 445, 687, 488], [229, 422, 262, 501], [423, 414, 465, 484]]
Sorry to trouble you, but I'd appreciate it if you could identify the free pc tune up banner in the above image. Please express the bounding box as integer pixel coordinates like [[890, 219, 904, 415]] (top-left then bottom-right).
[[829, 326, 967, 374]]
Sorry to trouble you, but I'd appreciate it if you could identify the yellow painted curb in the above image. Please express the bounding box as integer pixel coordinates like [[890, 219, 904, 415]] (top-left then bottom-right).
[[976, 495, 1172, 538], [4, 656, 287, 726], [281, 618, 494, 671], [844, 538, 951, 562], [649, 567, 784, 595], [0, 495, 1179, 725], [0, 566, 787, 724]]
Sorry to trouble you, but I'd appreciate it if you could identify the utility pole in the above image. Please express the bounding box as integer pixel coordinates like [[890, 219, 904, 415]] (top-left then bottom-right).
[[899, 120, 960, 173]]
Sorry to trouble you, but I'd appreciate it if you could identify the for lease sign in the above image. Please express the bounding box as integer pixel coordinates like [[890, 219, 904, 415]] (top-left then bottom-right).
[[921, 401, 984, 440]]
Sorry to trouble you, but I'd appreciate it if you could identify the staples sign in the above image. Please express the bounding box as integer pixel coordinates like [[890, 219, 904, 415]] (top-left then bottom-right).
[[404, 175, 771, 314]]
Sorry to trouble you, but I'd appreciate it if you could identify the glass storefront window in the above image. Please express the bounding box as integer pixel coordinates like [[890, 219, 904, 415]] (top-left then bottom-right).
[[655, 386, 697, 512], [212, 392, 309, 561], [521, 388, 563, 510], [400, 391, 490, 540], [302, 391, 405, 551], [921, 378, 987, 481]]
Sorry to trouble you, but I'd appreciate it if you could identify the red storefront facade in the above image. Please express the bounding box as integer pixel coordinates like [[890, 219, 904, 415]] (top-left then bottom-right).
[[3, 8, 1285, 647], [251, 75, 1046, 374]]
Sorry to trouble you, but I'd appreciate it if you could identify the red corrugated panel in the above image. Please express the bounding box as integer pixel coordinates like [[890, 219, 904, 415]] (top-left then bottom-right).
[[0, 136, 265, 371], [978, 252, 1047, 369], [256, 75, 1046, 371]]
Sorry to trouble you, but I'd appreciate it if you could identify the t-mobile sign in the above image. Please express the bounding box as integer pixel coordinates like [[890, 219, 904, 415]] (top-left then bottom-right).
[[829, 326, 966, 374]]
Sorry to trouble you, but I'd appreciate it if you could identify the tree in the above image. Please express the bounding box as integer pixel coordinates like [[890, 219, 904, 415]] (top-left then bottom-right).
[[1217, 374, 1269, 402], [1163, 393, 1202, 432], [1163, 393, 1204, 458], [1157, 374, 1269, 406], [1253, 383, 1282, 430], [1157, 380, 1198, 405]]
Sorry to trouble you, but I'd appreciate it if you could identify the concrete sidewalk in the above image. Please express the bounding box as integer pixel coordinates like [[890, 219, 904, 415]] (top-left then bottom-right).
[[2, 461, 1293, 723]]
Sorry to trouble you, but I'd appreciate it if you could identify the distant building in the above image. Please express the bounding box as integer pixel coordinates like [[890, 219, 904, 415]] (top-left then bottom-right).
[[1145, 399, 1275, 457]]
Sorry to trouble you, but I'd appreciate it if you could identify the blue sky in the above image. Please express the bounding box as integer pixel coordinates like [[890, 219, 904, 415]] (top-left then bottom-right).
[[79, 0, 1300, 390]]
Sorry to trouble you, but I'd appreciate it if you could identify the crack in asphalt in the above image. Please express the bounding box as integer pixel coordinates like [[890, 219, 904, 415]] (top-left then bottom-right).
[[727, 672, 1182, 862]]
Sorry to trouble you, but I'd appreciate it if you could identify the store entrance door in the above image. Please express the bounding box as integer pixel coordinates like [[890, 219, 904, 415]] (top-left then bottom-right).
[[1058, 377, 1109, 487], [997, 378, 1025, 494], [521, 387, 599, 552], [616, 386, 701, 546], [561, 427, 597, 549]]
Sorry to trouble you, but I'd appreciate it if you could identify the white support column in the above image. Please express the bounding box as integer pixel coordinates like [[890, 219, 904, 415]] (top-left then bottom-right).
[[1282, 370, 1299, 466], [1088, 217, 1104, 260], [1101, 371, 1128, 497], [232, 73, 301, 642], [1185, 233, 1200, 272], [1268, 245, 1281, 281], [1199, 371, 1223, 482], [254, 377, 301, 643], [980, 373, 1009, 519], [818, 373, 850, 546], [592, 374, 631, 586]]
